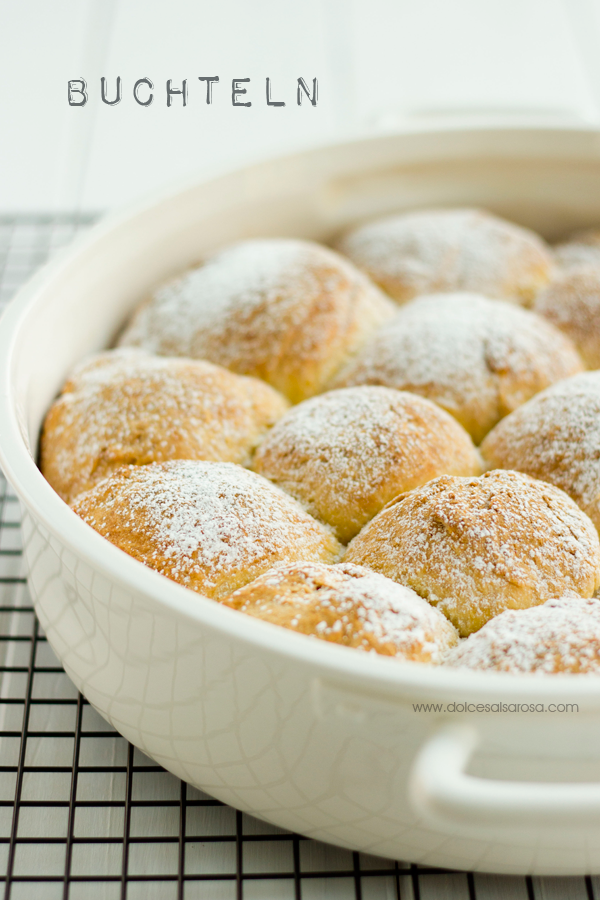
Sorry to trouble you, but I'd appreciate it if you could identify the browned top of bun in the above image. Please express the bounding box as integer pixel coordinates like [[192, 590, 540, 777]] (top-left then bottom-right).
[[447, 595, 600, 674], [224, 561, 458, 662], [332, 293, 583, 443], [118, 239, 395, 403], [480, 372, 600, 534], [41, 349, 288, 504], [72, 460, 341, 599], [345, 470, 600, 636], [336, 208, 552, 305], [253, 385, 481, 542]]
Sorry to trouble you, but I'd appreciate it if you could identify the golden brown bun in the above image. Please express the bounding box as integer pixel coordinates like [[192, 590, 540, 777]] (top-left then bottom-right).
[[72, 460, 341, 600], [554, 228, 600, 271], [118, 239, 395, 404], [40, 349, 288, 505], [223, 562, 458, 662], [336, 208, 552, 306], [446, 595, 600, 674], [344, 470, 600, 637], [534, 266, 600, 369], [480, 372, 600, 534], [331, 293, 583, 444], [252, 386, 482, 543]]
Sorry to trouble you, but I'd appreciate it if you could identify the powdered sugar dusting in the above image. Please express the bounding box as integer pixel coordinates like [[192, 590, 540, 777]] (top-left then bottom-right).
[[555, 229, 600, 271], [225, 561, 458, 662], [345, 470, 600, 637], [336, 208, 552, 305], [334, 293, 582, 444], [120, 240, 317, 358], [535, 266, 600, 369], [253, 385, 480, 542], [40, 348, 287, 504], [72, 460, 341, 599], [118, 238, 394, 402], [481, 371, 600, 531], [446, 594, 600, 674]]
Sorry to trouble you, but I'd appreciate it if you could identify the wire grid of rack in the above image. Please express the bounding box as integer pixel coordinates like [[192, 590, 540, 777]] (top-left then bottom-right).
[[0, 213, 599, 900]]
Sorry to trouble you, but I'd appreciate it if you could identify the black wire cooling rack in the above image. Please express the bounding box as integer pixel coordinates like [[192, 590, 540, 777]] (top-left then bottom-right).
[[0, 213, 597, 900]]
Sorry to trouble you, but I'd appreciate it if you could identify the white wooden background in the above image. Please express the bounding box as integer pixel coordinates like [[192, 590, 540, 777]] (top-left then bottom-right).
[[3, 0, 600, 214]]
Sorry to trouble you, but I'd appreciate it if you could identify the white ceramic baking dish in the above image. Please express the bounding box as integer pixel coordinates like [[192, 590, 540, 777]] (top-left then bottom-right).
[[4, 124, 600, 875]]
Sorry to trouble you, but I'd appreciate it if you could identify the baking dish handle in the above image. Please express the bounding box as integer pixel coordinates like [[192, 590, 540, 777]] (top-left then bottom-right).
[[409, 723, 600, 832]]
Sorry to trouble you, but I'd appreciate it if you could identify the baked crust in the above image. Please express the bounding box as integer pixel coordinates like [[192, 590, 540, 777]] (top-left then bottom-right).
[[224, 561, 459, 662], [118, 239, 395, 403], [535, 266, 600, 369], [554, 227, 600, 271], [332, 293, 583, 444], [336, 208, 552, 306], [345, 470, 600, 637], [72, 460, 341, 600], [481, 372, 600, 534], [447, 595, 600, 674], [253, 385, 481, 543], [40, 349, 288, 505]]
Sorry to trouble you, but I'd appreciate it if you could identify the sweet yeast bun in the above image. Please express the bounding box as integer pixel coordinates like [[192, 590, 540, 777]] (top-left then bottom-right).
[[223, 562, 458, 662], [345, 470, 600, 637], [446, 595, 600, 674], [40, 348, 288, 505], [72, 460, 341, 600], [118, 239, 395, 403], [336, 207, 552, 306], [252, 386, 481, 543], [481, 372, 600, 534], [554, 228, 600, 271], [332, 293, 583, 444], [534, 266, 600, 369]]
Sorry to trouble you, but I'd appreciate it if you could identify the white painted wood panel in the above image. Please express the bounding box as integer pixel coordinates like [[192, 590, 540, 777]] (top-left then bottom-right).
[[2, 1, 600, 226]]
